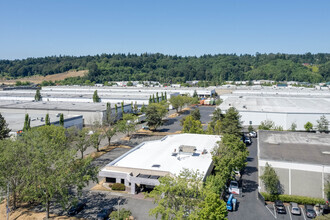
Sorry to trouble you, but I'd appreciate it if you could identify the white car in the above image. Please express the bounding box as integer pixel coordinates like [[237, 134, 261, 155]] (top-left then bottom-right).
[[249, 131, 257, 138], [228, 181, 240, 195]]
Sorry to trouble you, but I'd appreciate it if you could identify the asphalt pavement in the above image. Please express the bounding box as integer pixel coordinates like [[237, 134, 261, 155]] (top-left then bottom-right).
[[228, 138, 275, 220]]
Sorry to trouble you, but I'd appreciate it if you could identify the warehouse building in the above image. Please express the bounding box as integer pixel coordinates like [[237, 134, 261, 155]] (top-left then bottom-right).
[[0, 100, 131, 125], [99, 133, 220, 194], [1, 112, 83, 137], [258, 130, 330, 199], [219, 93, 330, 130]]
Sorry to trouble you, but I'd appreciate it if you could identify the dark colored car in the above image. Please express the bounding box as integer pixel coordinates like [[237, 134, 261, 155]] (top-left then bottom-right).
[[305, 204, 316, 218], [97, 207, 116, 220], [275, 200, 286, 214], [68, 199, 87, 216]]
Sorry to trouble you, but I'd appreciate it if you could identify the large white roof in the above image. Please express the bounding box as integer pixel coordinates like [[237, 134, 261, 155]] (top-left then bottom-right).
[[104, 134, 220, 178]]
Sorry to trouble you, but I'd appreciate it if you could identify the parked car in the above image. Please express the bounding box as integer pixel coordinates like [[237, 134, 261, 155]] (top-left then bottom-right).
[[305, 204, 316, 218], [243, 136, 252, 145], [274, 200, 286, 214], [97, 207, 116, 220], [228, 181, 240, 195], [249, 131, 257, 138], [290, 202, 301, 215], [68, 199, 87, 216]]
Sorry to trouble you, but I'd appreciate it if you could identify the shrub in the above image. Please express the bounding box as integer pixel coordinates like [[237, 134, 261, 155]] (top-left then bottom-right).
[[260, 192, 326, 205], [110, 208, 132, 220], [111, 183, 125, 191]]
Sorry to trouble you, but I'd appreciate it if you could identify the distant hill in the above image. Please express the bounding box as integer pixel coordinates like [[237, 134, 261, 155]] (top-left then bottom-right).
[[0, 53, 329, 84], [0, 70, 87, 85]]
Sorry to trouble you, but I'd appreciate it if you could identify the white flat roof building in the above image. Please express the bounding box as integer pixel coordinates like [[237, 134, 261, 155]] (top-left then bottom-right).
[[219, 89, 330, 130], [99, 133, 220, 194]]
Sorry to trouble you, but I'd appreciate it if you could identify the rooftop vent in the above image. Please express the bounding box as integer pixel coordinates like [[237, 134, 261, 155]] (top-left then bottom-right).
[[322, 151, 330, 155], [179, 145, 197, 153], [152, 164, 161, 168]]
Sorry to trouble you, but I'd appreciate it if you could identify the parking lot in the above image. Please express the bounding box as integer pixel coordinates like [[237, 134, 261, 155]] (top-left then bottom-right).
[[266, 203, 310, 220]]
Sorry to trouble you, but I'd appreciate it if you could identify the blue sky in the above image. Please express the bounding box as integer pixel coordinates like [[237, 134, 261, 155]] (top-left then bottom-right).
[[0, 0, 329, 59]]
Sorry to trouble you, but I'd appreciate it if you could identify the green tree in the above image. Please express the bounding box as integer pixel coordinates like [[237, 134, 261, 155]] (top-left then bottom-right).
[[134, 101, 138, 113], [93, 90, 100, 102], [190, 108, 201, 121], [148, 169, 204, 220], [317, 115, 329, 132], [152, 94, 155, 103], [0, 139, 27, 208], [20, 125, 98, 219], [156, 92, 159, 103], [248, 125, 254, 133], [145, 103, 167, 130], [325, 178, 330, 200], [90, 131, 103, 152], [258, 120, 275, 130], [211, 108, 223, 123], [193, 90, 198, 98], [121, 102, 124, 116], [45, 113, 50, 126], [169, 95, 185, 113], [74, 128, 90, 159], [141, 103, 146, 113], [103, 125, 117, 146], [127, 81, 133, 86], [110, 208, 132, 220], [182, 115, 204, 134], [260, 162, 281, 195], [34, 89, 42, 101], [59, 113, 64, 126], [198, 191, 228, 220], [149, 95, 152, 104], [23, 113, 30, 132], [212, 134, 248, 185], [161, 92, 164, 101], [289, 122, 297, 131], [165, 92, 167, 100], [117, 114, 137, 137], [304, 121, 313, 132], [219, 107, 242, 137], [104, 102, 114, 125], [0, 113, 11, 139], [115, 104, 118, 119]]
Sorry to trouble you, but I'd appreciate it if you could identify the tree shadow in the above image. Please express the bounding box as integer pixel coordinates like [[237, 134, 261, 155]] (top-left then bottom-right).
[[242, 179, 259, 193], [243, 166, 258, 176], [162, 118, 177, 126]]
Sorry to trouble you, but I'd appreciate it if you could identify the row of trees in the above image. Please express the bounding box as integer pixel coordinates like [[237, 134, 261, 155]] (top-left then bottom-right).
[[0, 125, 98, 219], [258, 115, 329, 132], [1, 53, 329, 83]]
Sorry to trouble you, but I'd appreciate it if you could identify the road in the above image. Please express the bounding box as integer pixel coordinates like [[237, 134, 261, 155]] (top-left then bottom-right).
[[228, 138, 275, 220]]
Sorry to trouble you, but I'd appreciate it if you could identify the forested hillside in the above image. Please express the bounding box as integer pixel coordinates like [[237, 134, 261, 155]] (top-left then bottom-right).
[[1, 53, 330, 84]]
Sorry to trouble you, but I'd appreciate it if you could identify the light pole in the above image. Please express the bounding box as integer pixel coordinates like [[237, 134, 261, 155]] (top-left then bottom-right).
[[118, 198, 121, 220]]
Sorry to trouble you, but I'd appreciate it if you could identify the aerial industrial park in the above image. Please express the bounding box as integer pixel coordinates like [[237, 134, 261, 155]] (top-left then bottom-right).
[[1, 1, 330, 219], [0, 82, 329, 219]]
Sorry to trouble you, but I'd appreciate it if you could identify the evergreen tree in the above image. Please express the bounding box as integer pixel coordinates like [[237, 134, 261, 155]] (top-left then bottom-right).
[[152, 94, 155, 103], [260, 163, 281, 195], [45, 113, 50, 126], [105, 102, 113, 125], [161, 92, 164, 101], [23, 114, 30, 132], [0, 113, 11, 139], [149, 95, 152, 104], [317, 115, 329, 132], [131, 101, 133, 111], [156, 92, 159, 103], [121, 102, 124, 117], [165, 92, 167, 100], [59, 113, 64, 126], [115, 104, 118, 119], [93, 90, 100, 102], [141, 104, 146, 113], [34, 89, 42, 101]]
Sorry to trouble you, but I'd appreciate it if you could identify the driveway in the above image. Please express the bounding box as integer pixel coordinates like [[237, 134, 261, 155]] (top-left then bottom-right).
[[228, 138, 275, 220]]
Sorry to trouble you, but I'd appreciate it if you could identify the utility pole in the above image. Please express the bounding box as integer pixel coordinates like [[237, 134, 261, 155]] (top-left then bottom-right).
[[6, 182, 9, 220], [118, 198, 121, 220]]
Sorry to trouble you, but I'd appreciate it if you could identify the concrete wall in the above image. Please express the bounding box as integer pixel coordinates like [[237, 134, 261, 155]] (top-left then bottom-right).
[[239, 111, 330, 130], [259, 164, 328, 198]]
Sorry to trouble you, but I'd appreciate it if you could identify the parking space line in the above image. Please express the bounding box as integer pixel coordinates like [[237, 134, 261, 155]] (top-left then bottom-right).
[[301, 207, 306, 220], [287, 206, 292, 220], [265, 205, 277, 219]]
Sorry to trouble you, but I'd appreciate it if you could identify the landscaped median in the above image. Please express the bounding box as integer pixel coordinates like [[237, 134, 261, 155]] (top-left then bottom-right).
[[261, 192, 326, 205]]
